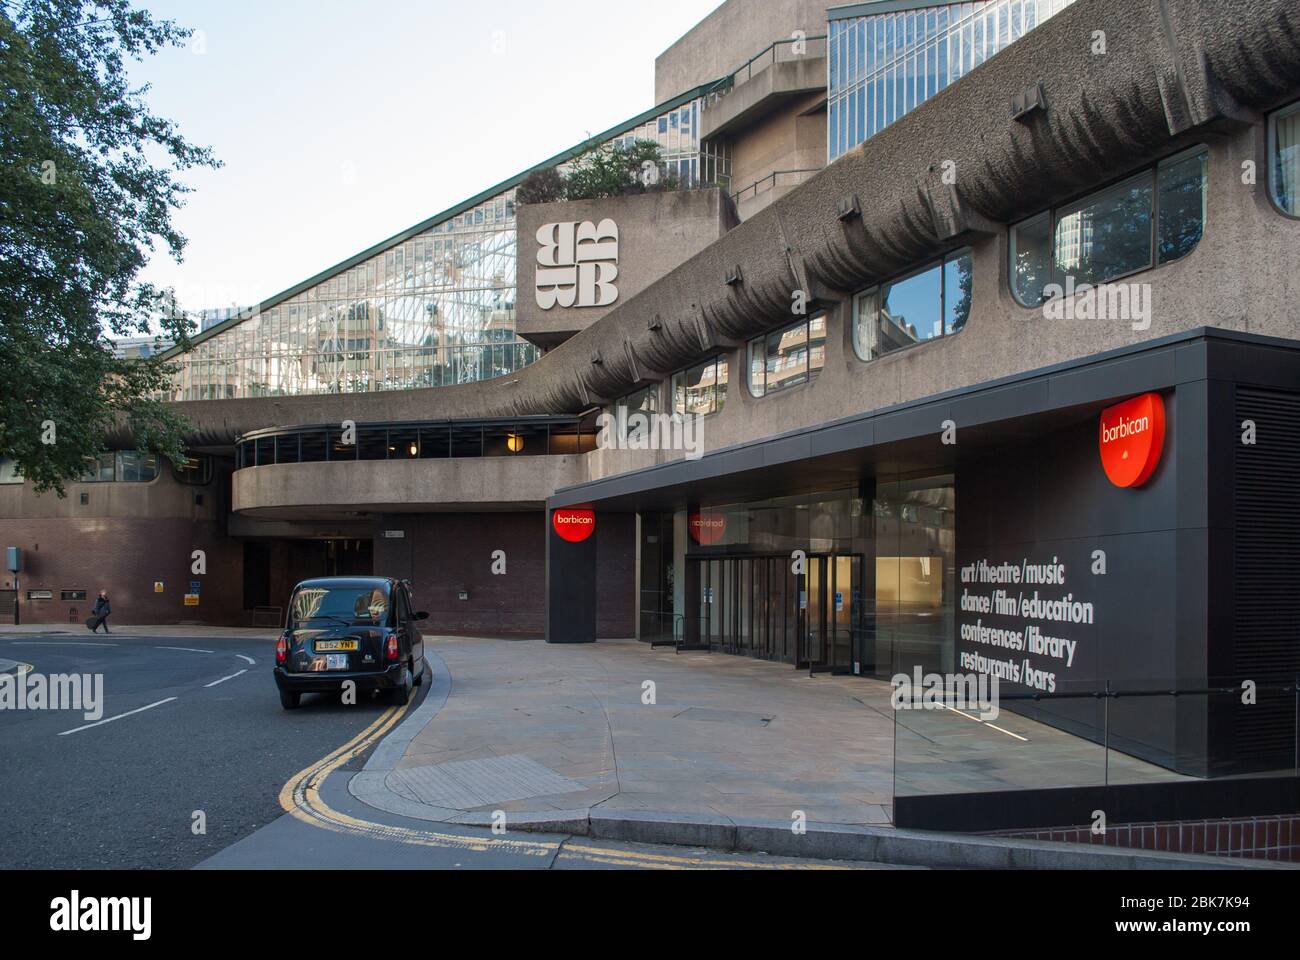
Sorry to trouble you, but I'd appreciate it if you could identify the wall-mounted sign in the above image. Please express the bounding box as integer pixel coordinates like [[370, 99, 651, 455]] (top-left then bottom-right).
[[688, 512, 727, 545], [154, 582, 165, 594], [1100, 392, 1166, 488], [535, 219, 619, 310], [384, 531, 406, 540], [184, 595, 200, 607], [552, 508, 596, 544]]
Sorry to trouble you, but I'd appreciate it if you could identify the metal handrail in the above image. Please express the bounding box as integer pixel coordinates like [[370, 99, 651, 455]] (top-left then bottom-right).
[[705, 34, 828, 101], [730, 168, 821, 204]]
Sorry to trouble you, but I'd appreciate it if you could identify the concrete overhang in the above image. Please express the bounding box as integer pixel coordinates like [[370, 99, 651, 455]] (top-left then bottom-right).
[[700, 55, 828, 140], [547, 329, 1300, 514], [233, 456, 586, 521]]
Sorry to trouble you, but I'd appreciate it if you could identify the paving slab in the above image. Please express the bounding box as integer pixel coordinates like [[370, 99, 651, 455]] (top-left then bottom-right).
[[346, 637, 1288, 869]]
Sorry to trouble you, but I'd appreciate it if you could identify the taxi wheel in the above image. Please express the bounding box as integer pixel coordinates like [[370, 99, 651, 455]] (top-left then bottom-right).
[[389, 667, 413, 705], [413, 659, 425, 686], [279, 689, 301, 711]]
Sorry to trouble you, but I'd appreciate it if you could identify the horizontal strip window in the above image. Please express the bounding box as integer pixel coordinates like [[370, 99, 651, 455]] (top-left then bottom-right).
[[853, 249, 971, 362], [1271, 100, 1300, 217], [607, 385, 662, 444], [76, 451, 159, 484], [171, 455, 214, 486], [1010, 146, 1208, 307], [62, 590, 87, 602], [236, 421, 596, 469], [747, 316, 827, 399], [672, 357, 729, 417]]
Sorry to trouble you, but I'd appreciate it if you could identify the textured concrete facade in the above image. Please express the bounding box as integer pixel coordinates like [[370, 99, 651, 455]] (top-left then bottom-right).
[[655, 0, 829, 104], [515, 189, 737, 350]]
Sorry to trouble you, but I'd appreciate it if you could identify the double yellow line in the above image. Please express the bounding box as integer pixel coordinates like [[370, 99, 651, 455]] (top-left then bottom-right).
[[278, 697, 843, 870]]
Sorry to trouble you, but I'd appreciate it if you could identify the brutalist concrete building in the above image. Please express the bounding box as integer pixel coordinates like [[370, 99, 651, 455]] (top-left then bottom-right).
[[4, 0, 1300, 841]]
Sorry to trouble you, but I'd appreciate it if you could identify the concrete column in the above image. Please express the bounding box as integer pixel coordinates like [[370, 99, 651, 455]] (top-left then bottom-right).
[[546, 509, 597, 644]]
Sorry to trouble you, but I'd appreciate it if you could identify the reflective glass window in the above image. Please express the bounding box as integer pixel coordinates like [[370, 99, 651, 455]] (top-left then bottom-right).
[[854, 250, 970, 361], [672, 357, 727, 417], [1009, 148, 1208, 306], [1271, 100, 1300, 216]]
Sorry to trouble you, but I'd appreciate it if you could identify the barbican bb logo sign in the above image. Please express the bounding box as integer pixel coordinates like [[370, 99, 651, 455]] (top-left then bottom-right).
[[535, 219, 619, 310], [552, 508, 596, 543], [1099, 393, 1166, 488]]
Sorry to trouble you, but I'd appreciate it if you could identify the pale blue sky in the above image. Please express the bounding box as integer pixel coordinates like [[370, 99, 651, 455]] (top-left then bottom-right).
[[131, 0, 722, 314]]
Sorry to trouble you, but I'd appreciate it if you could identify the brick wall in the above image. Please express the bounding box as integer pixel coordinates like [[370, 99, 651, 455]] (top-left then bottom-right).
[[374, 511, 636, 639], [0, 517, 244, 627]]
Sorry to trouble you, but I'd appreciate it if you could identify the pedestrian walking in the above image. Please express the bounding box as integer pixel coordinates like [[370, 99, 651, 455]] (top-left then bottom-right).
[[87, 590, 111, 634]]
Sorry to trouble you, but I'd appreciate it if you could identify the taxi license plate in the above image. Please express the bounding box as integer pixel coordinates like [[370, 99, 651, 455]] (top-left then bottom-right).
[[316, 640, 359, 652], [325, 654, 350, 671]]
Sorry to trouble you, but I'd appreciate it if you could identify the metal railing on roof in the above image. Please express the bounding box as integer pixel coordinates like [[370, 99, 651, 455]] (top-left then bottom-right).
[[704, 34, 828, 107]]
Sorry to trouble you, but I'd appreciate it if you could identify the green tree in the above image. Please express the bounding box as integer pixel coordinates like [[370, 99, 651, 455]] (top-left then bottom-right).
[[0, 0, 219, 494], [564, 138, 678, 201]]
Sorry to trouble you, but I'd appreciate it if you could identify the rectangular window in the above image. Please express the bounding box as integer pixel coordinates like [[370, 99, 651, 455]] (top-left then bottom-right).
[[1270, 100, 1299, 216], [617, 385, 660, 442], [854, 250, 971, 362], [748, 317, 824, 397], [1009, 147, 1207, 306], [672, 357, 727, 417], [62, 590, 87, 602]]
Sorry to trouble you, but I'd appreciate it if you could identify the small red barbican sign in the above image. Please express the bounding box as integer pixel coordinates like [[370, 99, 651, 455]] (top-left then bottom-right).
[[1099, 393, 1166, 489], [552, 508, 596, 543]]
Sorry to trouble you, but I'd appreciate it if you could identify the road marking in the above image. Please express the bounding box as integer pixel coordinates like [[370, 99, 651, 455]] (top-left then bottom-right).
[[278, 695, 838, 870], [58, 698, 177, 736], [204, 669, 247, 688], [158, 646, 215, 654], [936, 703, 1030, 742], [12, 641, 117, 647], [236, 654, 256, 665]]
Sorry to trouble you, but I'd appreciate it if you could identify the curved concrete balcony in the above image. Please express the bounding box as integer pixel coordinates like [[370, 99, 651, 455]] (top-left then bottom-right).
[[232, 456, 587, 521]]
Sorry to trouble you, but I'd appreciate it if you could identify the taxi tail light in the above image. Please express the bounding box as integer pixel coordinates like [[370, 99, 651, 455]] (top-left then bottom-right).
[[275, 635, 289, 665], [386, 635, 400, 662]]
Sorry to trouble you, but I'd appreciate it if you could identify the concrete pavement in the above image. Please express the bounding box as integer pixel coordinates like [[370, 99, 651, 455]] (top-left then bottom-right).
[[347, 636, 1279, 869]]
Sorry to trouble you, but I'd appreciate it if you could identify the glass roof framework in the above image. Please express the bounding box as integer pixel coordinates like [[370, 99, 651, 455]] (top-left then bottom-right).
[[169, 93, 714, 402]]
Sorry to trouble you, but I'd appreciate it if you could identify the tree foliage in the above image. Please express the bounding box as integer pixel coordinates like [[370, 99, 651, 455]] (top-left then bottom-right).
[[516, 139, 683, 205], [0, 0, 219, 494]]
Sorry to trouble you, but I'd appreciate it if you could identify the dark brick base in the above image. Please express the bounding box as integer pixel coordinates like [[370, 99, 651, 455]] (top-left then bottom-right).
[[994, 815, 1300, 861], [374, 511, 635, 640]]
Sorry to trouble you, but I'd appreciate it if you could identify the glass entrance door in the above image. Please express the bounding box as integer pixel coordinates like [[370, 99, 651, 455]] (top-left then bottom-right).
[[687, 553, 863, 670]]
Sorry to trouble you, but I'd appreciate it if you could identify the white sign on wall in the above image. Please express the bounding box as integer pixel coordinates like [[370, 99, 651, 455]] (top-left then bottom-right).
[[535, 219, 619, 310]]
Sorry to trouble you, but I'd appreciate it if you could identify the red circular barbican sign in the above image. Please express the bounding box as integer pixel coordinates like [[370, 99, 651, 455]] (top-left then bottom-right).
[[689, 512, 727, 545], [1099, 392, 1166, 489], [552, 508, 596, 543]]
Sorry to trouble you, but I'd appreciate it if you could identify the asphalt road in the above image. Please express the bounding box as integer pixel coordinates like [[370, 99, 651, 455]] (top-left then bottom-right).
[[0, 632, 392, 869], [0, 632, 894, 871]]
